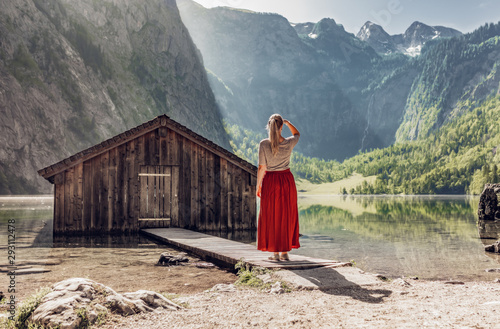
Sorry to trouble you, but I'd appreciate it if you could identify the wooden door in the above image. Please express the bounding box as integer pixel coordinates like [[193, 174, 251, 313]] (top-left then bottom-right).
[[138, 165, 179, 228]]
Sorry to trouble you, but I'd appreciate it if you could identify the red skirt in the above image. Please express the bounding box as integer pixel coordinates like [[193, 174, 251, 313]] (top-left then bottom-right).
[[257, 169, 300, 252]]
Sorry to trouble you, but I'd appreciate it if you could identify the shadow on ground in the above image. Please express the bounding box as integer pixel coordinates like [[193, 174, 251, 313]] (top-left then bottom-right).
[[274, 266, 392, 303]]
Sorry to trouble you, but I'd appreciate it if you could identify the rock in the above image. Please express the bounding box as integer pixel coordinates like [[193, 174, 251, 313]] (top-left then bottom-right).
[[478, 184, 500, 221], [393, 278, 411, 287], [29, 278, 181, 329], [269, 282, 284, 295], [0, 291, 4, 301], [207, 284, 237, 293], [105, 294, 141, 315], [485, 268, 500, 273], [444, 280, 464, 285], [256, 273, 273, 284], [493, 278, 500, 283], [485, 241, 500, 253], [122, 290, 181, 311], [156, 253, 189, 266]]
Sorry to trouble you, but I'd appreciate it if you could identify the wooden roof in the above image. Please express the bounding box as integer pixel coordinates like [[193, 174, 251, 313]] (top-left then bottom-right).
[[38, 115, 257, 182]]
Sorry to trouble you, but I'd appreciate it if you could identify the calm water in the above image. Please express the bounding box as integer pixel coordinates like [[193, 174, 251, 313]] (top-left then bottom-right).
[[1, 195, 499, 281], [295, 195, 500, 281]]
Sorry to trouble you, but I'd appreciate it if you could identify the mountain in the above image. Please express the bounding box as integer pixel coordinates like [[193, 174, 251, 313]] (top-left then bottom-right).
[[179, 0, 500, 164], [396, 22, 500, 141], [357, 21, 462, 56], [356, 21, 399, 54], [178, 0, 407, 161], [0, 0, 230, 194]]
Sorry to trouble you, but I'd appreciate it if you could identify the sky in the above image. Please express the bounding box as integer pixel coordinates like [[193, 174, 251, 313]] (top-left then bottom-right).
[[191, 0, 500, 35]]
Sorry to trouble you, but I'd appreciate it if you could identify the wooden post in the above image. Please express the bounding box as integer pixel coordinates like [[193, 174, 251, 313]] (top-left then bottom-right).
[[116, 143, 126, 232], [74, 163, 84, 232], [198, 147, 206, 231], [220, 158, 228, 232], [181, 139, 191, 228], [54, 173, 65, 234], [190, 145, 199, 230], [91, 156, 100, 233], [108, 148, 117, 232], [126, 140, 136, 232], [64, 167, 74, 233], [227, 163, 233, 231], [133, 135, 145, 231], [99, 151, 109, 233], [213, 155, 221, 231], [206, 151, 214, 231], [82, 162, 92, 232], [234, 166, 242, 230], [171, 166, 180, 225]]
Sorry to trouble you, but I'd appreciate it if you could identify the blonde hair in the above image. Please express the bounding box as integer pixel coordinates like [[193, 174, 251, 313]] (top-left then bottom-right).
[[266, 114, 284, 156]]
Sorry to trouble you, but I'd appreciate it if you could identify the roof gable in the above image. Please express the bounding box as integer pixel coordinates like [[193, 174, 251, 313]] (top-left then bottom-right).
[[38, 115, 256, 182]]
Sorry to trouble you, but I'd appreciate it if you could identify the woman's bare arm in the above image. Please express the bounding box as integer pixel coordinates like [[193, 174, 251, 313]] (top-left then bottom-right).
[[256, 164, 266, 197], [284, 120, 300, 136]]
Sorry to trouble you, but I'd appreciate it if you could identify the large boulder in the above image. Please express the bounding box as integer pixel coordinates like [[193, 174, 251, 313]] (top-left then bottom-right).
[[29, 278, 181, 329], [485, 240, 500, 253], [478, 184, 500, 221]]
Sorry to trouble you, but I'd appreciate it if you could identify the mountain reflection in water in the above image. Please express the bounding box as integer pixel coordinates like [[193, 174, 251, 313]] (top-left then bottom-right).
[[295, 195, 500, 281]]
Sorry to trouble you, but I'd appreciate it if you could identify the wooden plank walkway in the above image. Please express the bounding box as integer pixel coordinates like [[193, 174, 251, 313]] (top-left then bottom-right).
[[141, 228, 348, 270]]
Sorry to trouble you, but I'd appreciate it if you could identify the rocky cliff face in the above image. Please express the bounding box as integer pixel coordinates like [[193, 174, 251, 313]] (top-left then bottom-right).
[[357, 21, 398, 54], [358, 21, 462, 56], [0, 0, 229, 194]]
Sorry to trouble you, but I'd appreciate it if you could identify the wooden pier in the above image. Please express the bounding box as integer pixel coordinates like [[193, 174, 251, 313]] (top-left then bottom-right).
[[141, 228, 349, 270]]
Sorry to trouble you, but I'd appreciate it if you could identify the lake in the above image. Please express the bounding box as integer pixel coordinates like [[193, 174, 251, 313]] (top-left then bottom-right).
[[1, 195, 499, 282], [294, 195, 500, 281]]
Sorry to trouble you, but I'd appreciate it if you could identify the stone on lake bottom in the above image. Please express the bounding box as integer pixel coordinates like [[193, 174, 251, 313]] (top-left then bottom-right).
[[156, 252, 189, 266]]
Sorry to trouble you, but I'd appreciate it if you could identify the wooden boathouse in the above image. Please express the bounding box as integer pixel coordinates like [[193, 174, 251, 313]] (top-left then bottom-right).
[[38, 115, 257, 235]]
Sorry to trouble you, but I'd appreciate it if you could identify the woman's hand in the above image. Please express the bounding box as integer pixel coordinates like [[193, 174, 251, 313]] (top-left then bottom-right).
[[256, 185, 262, 198]]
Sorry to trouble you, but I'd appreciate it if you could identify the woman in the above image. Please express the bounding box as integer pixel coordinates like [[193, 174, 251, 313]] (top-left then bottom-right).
[[256, 114, 300, 261]]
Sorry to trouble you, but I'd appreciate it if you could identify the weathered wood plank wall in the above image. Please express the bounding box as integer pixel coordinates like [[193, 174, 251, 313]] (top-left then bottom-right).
[[52, 126, 256, 235]]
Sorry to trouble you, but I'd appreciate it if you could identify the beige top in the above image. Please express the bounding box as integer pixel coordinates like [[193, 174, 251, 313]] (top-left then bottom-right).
[[258, 134, 300, 171]]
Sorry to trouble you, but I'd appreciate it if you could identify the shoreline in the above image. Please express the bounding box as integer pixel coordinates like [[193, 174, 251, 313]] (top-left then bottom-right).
[[1, 248, 499, 328]]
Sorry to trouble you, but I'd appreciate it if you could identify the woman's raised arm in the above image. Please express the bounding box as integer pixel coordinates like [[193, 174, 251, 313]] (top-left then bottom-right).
[[284, 120, 300, 136]]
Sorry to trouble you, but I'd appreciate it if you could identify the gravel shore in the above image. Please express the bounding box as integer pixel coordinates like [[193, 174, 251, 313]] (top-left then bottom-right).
[[100, 274, 500, 329]]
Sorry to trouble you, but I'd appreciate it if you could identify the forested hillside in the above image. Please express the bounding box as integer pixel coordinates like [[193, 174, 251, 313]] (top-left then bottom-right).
[[180, 0, 500, 169], [226, 96, 500, 195], [396, 22, 500, 141]]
